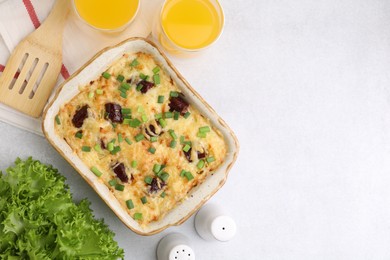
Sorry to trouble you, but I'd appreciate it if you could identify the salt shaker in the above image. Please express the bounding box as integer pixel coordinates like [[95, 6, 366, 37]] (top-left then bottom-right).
[[194, 203, 237, 242], [156, 233, 195, 260]]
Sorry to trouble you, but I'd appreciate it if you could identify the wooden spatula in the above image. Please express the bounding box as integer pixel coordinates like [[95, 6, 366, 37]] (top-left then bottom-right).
[[0, 0, 69, 118]]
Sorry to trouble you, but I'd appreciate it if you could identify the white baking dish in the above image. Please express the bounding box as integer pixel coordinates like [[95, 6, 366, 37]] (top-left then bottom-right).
[[42, 38, 239, 235]]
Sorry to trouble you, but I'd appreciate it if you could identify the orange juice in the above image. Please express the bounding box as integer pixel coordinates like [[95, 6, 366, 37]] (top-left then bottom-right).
[[161, 0, 224, 50], [74, 0, 139, 30]]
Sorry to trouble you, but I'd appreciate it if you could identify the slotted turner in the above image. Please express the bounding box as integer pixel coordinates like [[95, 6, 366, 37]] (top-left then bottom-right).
[[0, 0, 69, 117]]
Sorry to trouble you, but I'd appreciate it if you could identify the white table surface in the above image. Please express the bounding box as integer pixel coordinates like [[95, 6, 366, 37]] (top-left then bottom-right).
[[2, 0, 390, 259]]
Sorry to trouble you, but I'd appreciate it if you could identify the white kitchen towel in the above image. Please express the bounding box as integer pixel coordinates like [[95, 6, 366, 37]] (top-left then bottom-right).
[[0, 0, 162, 135]]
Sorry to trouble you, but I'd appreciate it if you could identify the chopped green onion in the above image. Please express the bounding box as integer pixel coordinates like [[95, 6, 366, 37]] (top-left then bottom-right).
[[121, 108, 131, 114], [197, 159, 205, 169], [180, 170, 187, 177], [55, 115, 61, 125], [169, 130, 177, 140], [96, 89, 103, 95], [137, 106, 144, 113], [126, 199, 134, 209], [111, 123, 117, 129], [141, 114, 148, 122], [135, 134, 144, 142], [180, 136, 185, 144], [199, 126, 211, 133], [107, 142, 114, 152], [123, 115, 132, 119], [206, 157, 215, 163], [136, 84, 143, 91], [141, 196, 147, 204], [102, 72, 111, 79], [183, 141, 192, 146], [120, 92, 127, 99], [131, 160, 137, 168], [152, 66, 160, 74], [160, 192, 166, 198], [164, 112, 173, 118], [185, 171, 194, 181], [110, 146, 121, 155], [108, 179, 117, 186], [158, 118, 167, 128], [130, 58, 139, 67], [118, 133, 123, 143], [155, 113, 163, 120], [144, 176, 153, 184], [129, 118, 141, 128], [170, 91, 179, 97], [173, 112, 180, 120], [157, 95, 164, 104], [81, 146, 91, 152], [121, 82, 131, 90], [110, 138, 116, 144], [150, 136, 158, 142], [153, 74, 160, 84], [148, 147, 156, 154], [115, 184, 125, 191], [159, 172, 169, 182], [75, 131, 83, 139], [182, 144, 191, 152], [88, 91, 94, 99], [169, 140, 177, 148], [153, 164, 162, 174], [183, 112, 191, 118], [139, 73, 148, 80], [116, 74, 125, 82], [197, 132, 207, 138], [91, 166, 103, 177], [134, 213, 142, 220], [125, 137, 132, 145], [94, 144, 102, 152], [123, 118, 131, 125], [119, 85, 128, 93]]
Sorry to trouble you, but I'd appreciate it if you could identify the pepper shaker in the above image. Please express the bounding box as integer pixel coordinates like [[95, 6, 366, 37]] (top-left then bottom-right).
[[157, 233, 195, 260], [194, 203, 237, 242]]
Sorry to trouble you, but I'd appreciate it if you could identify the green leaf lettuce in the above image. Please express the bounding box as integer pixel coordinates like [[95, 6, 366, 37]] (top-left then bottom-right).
[[0, 158, 124, 259]]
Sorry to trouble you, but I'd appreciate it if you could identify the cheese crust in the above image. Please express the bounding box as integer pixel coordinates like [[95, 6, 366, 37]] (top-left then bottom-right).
[[55, 52, 227, 226]]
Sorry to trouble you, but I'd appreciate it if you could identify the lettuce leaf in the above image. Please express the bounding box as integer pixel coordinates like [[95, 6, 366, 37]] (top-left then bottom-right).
[[0, 158, 124, 259]]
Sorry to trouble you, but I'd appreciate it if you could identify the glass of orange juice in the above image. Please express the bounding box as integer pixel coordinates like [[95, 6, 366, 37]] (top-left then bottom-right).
[[152, 0, 224, 56], [72, 0, 140, 32]]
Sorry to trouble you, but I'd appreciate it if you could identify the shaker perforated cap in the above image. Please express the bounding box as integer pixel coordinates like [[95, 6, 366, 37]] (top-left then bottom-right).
[[157, 233, 195, 260], [168, 245, 195, 260], [195, 203, 237, 242], [210, 215, 237, 242]]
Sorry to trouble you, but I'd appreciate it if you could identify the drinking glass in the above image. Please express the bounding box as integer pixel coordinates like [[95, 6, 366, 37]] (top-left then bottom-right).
[[152, 0, 224, 57], [72, 0, 140, 32]]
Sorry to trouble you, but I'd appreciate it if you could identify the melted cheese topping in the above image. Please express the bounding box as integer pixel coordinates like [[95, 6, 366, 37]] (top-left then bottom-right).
[[55, 52, 227, 226]]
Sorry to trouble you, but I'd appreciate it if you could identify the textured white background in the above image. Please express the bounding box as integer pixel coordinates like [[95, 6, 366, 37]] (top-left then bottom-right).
[[2, 0, 390, 259]]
